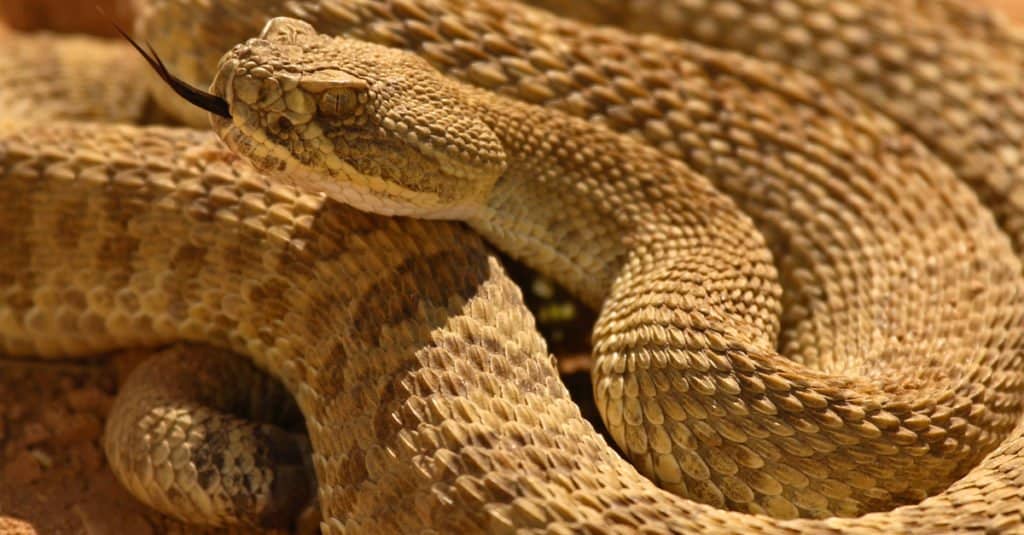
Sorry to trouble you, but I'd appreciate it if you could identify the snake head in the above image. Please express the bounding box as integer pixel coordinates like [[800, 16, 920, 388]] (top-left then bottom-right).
[[210, 17, 507, 218]]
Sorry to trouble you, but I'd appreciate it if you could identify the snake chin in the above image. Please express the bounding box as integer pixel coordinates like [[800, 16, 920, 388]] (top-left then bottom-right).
[[213, 113, 480, 219]]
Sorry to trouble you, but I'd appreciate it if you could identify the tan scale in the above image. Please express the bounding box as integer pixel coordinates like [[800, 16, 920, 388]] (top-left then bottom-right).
[[3, 0, 1024, 533]]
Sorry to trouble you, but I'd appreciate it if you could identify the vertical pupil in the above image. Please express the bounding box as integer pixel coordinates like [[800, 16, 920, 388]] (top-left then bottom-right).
[[320, 88, 354, 116]]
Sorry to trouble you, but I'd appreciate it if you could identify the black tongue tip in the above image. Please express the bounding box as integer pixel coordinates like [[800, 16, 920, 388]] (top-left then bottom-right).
[[107, 15, 232, 119]]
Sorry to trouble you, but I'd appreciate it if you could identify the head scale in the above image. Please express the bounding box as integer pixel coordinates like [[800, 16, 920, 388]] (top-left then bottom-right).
[[209, 17, 507, 218]]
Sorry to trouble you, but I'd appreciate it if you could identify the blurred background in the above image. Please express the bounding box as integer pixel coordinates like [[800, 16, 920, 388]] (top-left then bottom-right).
[[993, 0, 1024, 19], [0, 0, 132, 35], [1, 0, 1022, 35]]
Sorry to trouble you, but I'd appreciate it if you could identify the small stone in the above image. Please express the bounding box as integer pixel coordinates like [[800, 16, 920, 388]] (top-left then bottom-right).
[[54, 413, 103, 445], [66, 387, 113, 416], [74, 501, 155, 535], [41, 407, 68, 432], [111, 350, 151, 387], [7, 403, 26, 421], [58, 377, 76, 392], [30, 448, 53, 468], [21, 422, 50, 446], [4, 450, 43, 484], [72, 443, 103, 472]]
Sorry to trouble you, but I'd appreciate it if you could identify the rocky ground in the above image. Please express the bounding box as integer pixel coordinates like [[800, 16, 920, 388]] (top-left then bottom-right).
[[2, 1, 1023, 533]]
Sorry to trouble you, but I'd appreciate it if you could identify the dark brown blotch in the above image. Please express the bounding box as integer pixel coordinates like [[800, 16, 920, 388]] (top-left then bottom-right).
[[350, 249, 479, 347]]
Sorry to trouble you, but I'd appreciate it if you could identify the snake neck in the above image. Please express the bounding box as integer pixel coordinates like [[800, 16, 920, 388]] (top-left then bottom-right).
[[464, 92, 781, 343]]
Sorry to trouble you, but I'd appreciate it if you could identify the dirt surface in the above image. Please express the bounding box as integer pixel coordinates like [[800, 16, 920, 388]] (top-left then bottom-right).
[[0, 352, 242, 534], [2, 1, 1024, 534]]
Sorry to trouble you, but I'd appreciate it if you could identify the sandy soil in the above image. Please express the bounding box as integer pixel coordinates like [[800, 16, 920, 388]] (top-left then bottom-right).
[[0, 352, 252, 534], [2, 1, 1023, 533]]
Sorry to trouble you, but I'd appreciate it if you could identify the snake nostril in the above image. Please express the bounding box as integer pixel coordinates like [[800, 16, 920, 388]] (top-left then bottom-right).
[[277, 116, 293, 131]]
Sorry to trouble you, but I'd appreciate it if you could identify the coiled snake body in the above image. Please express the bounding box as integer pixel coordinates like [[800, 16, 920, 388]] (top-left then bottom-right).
[[3, 0, 1024, 533]]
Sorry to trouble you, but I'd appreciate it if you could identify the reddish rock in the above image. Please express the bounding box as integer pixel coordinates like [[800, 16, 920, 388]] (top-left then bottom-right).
[[4, 450, 42, 485], [66, 387, 113, 416], [20, 423, 49, 447], [54, 414, 102, 446]]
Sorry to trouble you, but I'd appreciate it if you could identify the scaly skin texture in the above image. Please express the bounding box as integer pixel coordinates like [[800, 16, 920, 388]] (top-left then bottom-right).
[[0, 121, 612, 533], [202, 16, 1024, 529], [131, 0, 1024, 267], [104, 344, 314, 528], [6, 31, 1024, 534], [521, 0, 1024, 260], [127, 0, 1024, 372], [5, 1, 1024, 533], [0, 31, 303, 531], [0, 32, 152, 123]]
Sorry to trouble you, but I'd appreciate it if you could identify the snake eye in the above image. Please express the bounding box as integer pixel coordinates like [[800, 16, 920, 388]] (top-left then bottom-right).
[[318, 86, 361, 117], [299, 71, 369, 119]]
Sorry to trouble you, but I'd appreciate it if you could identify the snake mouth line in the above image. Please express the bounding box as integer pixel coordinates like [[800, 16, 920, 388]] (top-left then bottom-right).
[[113, 22, 231, 119]]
